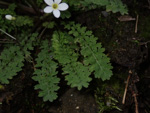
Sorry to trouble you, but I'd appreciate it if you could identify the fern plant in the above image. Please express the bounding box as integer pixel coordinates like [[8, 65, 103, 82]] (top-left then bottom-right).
[[32, 22, 113, 102], [0, 21, 113, 102], [0, 0, 115, 104], [31, 22, 113, 102]]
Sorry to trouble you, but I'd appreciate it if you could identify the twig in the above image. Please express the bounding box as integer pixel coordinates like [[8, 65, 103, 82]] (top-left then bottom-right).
[[122, 72, 131, 104], [133, 92, 139, 113], [135, 15, 139, 33], [132, 76, 139, 113], [0, 29, 16, 40]]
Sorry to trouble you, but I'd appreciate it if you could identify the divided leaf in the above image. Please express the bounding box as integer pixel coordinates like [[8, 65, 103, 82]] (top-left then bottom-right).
[[52, 32, 78, 64], [52, 32, 92, 90], [32, 40, 60, 102], [64, 62, 92, 90], [64, 22, 113, 81], [0, 33, 38, 84], [0, 46, 24, 84]]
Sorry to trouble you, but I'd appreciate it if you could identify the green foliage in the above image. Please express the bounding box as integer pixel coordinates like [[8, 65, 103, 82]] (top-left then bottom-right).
[[61, 11, 71, 19], [15, 16, 33, 27], [20, 33, 39, 56], [36, 0, 44, 6], [106, 0, 128, 15], [64, 0, 81, 7], [0, 0, 116, 103], [0, 20, 113, 102], [51, 22, 113, 90], [81, 0, 128, 15], [32, 40, 60, 102], [32, 22, 113, 101], [52, 32, 92, 90], [63, 22, 113, 81], [0, 33, 38, 84], [0, 46, 24, 84], [95, 87, 122, 113], [42, 21, 55, 29], [0, 4, 16, 32], [65, 0, 127, 14], [0, 3, 34, 34]]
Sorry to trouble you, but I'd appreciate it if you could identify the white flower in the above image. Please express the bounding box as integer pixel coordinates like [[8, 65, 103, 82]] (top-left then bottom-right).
[[5, 15, 16, 20], [43, 0, 69, 18]]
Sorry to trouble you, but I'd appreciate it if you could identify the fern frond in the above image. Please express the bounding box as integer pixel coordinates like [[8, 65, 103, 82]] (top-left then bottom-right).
[[64, 62, 92, 90], [0, 33, 38, 84], [64, 22, 113, 81], [52, 32, 91, 90], [0, 46, 24, 84], [52, 31, 79, 64], [20, 33, 38, 53], [32, 40, 60, 102]]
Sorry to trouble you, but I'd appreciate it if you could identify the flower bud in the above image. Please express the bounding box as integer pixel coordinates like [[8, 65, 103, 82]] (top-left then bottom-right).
[[5, 15, 16, 20]]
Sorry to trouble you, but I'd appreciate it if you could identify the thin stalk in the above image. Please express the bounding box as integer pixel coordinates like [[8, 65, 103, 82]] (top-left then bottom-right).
[[0, 29, 16, 40]]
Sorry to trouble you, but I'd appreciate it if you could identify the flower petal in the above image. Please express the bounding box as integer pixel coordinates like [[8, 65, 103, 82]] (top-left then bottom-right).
[[58, 3, 69, 11], [53, 9, 60, 18], [44, 6, 53, 13], [44, 0, 53, 6], [54, 0, 62, 4]]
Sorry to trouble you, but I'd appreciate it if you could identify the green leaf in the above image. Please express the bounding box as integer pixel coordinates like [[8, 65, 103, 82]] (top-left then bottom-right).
[[64, 22, 113, 81], [42, 21, 55, 29], [0, 46, 24, 84], [32, 40, 60, 102], [52, 32, 92, 90], [64, 62, 92, 90]]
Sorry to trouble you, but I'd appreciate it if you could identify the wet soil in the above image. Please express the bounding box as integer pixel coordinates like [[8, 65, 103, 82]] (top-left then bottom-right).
[[0, 0, 150, 113]]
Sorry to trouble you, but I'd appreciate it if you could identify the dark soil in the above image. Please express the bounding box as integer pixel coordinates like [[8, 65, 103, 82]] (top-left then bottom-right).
[[0, 67, 99, 113], [0, 0, 150, 113]]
